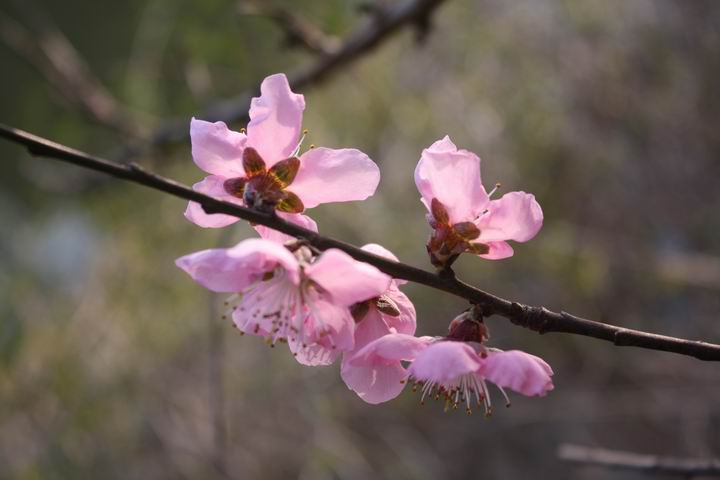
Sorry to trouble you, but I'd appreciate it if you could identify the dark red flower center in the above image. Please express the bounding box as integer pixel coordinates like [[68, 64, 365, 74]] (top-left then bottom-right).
[[223, 147, 304, 213], [426, 198, 489, 268]]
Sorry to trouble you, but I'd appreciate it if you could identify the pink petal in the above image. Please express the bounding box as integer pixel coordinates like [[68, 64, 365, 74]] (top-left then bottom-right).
[[350, 333, 431, 365], [226, 238, 301, 284], [184, 176, 242, 228], [361, 243, 399, 262], [414, 136, 489, 224], [254, 212, 318, 244], [305, 249, 391, 307], [476, 191, 543, 243], [340, 361, 408, 404], [190, 118, 247, 176], [290, 148, 380, 208], [246, 73, 305, 164], [482, 350, 554, 397], [290, 341, 341, 366], [383, 283, 416, 335], [304, 297, 356, 351], [175, 238, 300, 292], [408, 341, 483, 384], [176, 248, 252, 293], [476, 241, 514, 260], [361, 243, 407, 285], [349, 308, 392, 355]]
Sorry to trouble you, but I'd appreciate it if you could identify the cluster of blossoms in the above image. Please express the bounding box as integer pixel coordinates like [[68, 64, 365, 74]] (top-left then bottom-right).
[[177, 73, 553, 414]]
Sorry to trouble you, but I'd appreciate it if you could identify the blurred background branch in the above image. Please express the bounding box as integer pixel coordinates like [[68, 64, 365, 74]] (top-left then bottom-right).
[[237, 1, 342, 56], [0, 0, 143, 135], [558, 444, 720, 477], [118, 0, 449, 160]]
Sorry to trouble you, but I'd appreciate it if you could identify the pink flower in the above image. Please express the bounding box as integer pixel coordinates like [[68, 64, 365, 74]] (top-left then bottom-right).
[[407, 341, 553, 414], [184, 73, 381, 239], [340, 244, 418, 403], [414, 136, 543, 267], [176, 238, 391, 365], [343, 333, 432, 404]]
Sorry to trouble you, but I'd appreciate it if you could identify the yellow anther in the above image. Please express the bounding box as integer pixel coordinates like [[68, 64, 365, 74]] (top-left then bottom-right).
[[309, 144, 316, 149], [240, 127, 246, 134], [302, 129, 309, 135]]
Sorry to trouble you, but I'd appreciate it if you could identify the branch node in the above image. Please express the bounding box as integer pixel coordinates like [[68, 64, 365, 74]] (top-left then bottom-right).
[[510, 303, 551, 334]]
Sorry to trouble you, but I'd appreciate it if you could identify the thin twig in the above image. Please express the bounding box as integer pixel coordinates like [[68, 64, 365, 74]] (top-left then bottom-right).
[[2, 124, 720, 361], [558, 444, 720, 477], [118, 0, 448, 160]]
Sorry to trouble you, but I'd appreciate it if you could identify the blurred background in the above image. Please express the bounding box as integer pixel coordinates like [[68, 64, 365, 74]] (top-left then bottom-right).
[[1, 0, 719, 478]]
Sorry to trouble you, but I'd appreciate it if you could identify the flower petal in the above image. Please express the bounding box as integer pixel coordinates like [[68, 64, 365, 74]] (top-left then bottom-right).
[[349, 308, 392, 355], [254, 212, 318, 244], [176, 238, 300, 292], [290, 341, 341, 367], [414, 136, 489, 224], [361, 243, 407, 285], [361, 243, 399, 262], [190, 118, 247, 176], [176, 248, 250, 292], [383, 284, 417, 335], [341, 360, 408, 404], [247, 73, 305, 164], [476, 191, 543, 243], [408, 341, 483, 384], [482, 350, 554, 396], [290, 147, 381, 208], [305, 249, 391, 307], [350, 333, 431, 365], [305, 297, 356, 350], [475, 241, 514, 260], [184, 176, 242, 228]]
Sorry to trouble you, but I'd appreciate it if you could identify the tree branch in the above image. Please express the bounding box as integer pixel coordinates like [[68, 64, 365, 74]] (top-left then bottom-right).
[[558, 444, 720, 477], [2, 124, 720, 361], [237, 1, 341, 56], [118, 0, 449, 160]]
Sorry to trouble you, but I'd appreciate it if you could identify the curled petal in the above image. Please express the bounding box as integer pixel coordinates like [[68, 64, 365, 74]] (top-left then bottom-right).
[[482, 350, 554, 396], [190, 118, 247, 176], [184, 176, 242, 228], [175, 238, 299, 292], [247, 73, 305, 164], [475, 240, 514, 260], [291, 148, 381, 208], [476, 191, 543, 243], [408, 341, 483, 385], [254, 212, 318, 244], [350, 333, 431, 365], [341, 360, 408, 404], [305, 249, 391, 307], [414, 136, 489, 224]]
